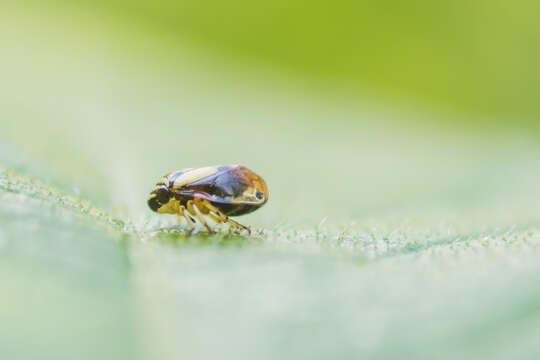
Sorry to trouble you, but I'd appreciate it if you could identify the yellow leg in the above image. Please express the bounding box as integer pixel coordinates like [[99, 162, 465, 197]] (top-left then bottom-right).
[[202, 201, 251, 235], [176, 206, 185, 225], [180, 205, 196, 234], [187, 200, 213, 234]]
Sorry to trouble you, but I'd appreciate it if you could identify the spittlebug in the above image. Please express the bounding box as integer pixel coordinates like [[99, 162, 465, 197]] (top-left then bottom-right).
[[147, 165, 268, 234]]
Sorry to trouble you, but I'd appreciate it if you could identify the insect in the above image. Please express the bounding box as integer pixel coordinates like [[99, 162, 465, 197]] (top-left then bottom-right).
[[147, 165, 268, 234]]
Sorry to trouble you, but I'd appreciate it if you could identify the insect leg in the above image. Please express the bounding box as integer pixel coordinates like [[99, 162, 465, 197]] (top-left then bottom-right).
[[180, 205, 196, 235], [176, 206, 185, 225], [187, 200, 213, 234], [202, 201, 251, 235]]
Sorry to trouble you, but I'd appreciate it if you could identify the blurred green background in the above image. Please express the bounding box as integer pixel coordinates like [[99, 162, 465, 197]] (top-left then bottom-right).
[[2, 1, 540, 359]]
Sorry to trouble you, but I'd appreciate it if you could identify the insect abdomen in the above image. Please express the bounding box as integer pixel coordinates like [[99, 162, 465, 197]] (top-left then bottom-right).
[[211, 202, 261, 216]]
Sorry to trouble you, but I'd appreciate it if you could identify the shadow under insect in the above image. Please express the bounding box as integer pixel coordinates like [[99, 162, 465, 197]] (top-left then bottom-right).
[[149, 226, 263, 247]]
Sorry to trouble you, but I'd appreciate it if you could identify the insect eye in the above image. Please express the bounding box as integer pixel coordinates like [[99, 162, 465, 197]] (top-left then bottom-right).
[[156, 188, 170, 204], [255, 191, 264, 200]]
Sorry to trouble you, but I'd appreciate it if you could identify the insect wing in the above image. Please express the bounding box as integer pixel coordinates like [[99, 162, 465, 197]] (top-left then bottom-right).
[[171, 165, 242, 201], [170, 167, 219, 189]]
